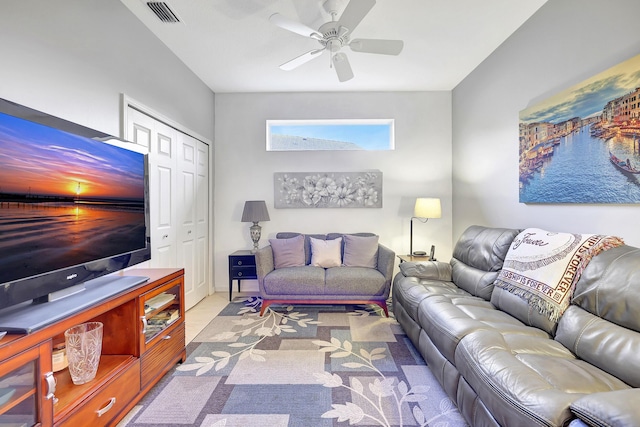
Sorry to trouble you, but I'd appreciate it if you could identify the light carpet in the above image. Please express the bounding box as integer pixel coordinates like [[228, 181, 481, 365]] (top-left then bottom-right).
[[118, 297, 468, 427]]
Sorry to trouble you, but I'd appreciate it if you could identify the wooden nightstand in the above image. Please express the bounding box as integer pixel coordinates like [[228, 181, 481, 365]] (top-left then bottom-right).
[[397, 254, 432, 263], [228, 250, 257, 301]]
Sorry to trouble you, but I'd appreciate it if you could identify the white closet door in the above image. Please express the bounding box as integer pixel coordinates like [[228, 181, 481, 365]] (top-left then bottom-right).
[[177, 133, 199, 308], [126, 106, 210, 310], [128, 108, 178, 269], [195, 141, 209, 306]]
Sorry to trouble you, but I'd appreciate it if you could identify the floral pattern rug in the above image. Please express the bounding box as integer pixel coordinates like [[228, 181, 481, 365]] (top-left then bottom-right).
[[118, 297, 468, 427]]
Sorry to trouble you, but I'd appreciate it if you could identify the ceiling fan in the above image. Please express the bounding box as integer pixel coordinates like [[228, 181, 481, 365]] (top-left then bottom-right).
[[269, 0, 404, 82]]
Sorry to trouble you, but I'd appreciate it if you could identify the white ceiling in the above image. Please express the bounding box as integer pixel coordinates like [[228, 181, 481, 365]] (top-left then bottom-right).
[[120, 0, 547, 93]]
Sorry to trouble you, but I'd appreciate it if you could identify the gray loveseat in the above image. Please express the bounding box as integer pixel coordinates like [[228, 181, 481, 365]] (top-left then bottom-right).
[[255, 232, 395, 316], [392, 225, 640, 427]]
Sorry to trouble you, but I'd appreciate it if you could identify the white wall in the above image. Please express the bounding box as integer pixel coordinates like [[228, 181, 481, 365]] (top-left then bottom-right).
[[0, 0, 215, 141], [452, 0, 640, 245], [214, 91, 452, 293], [1, 0, 216, 296]]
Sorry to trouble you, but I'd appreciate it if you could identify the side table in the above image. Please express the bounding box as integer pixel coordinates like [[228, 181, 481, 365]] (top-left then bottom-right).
[[228, 250, 257, 301], [397, 254, 432, 263]]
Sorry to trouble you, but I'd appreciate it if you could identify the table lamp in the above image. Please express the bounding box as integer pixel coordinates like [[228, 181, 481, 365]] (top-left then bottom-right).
[[410, 197, 441, 256], [241, 200, 270, 252]]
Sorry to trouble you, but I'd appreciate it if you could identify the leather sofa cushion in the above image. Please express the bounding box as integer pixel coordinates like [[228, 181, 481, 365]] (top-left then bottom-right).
[[263, 266, 325, 295], [455, 328, 630, 427], [556, 305, 640, 388], [572, 245, 640, 332], [391, 275, 469, 325], [451, 226, 520, 300], [491, 283, 558, 335], [451, 259, 501, 301], [325, 267, 386, 296], [418, 293, 549, 365], [571, 389, 640, 427], [399, 261, 452, 280]]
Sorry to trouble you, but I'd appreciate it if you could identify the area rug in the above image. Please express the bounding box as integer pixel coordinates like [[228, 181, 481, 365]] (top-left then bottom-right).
[[118, 297, 468, 427]]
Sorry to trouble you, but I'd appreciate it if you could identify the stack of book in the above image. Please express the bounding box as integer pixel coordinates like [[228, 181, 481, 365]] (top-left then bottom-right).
[[144, 292, 176, 314], [148, 309, 179, 327]]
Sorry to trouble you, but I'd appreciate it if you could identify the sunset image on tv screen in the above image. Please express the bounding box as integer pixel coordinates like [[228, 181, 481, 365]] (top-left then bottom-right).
[[0, 113, 143, 202], [0, 111, 147, 285]]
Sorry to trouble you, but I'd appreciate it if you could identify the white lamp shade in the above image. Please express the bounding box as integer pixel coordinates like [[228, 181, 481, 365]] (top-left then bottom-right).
[[414, 198, 441, 219]]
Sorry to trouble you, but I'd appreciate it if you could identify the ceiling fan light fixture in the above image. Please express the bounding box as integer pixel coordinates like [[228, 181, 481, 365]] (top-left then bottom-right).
[[328, 39, 342, 53], [270, 0, 400, 82], [332, 53, 354, 82]]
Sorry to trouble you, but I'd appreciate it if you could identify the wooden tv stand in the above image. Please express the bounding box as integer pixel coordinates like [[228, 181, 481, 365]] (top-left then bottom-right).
[[0, 268, 185, 427]]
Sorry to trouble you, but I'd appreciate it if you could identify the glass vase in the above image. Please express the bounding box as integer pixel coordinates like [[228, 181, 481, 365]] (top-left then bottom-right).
[[64, 322, 103, 385]]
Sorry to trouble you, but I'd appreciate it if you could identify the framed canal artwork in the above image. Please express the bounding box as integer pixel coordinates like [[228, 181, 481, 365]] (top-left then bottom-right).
[[519, 53, 640, 203]]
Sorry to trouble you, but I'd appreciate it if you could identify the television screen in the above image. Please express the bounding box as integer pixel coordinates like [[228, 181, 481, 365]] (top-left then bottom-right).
[[0, 102, 149, 311]]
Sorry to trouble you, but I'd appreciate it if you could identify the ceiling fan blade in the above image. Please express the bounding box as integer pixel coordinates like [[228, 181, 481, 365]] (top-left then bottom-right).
[[280, 48, 325, 71], [269, 13, 322, 39], [338, 0, 376, 34], [349, 39, 404, 55], [332, 53, 354, 82]]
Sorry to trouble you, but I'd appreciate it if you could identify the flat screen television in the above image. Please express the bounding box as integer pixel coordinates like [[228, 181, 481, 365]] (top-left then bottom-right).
[[0, 98, 150, 317]]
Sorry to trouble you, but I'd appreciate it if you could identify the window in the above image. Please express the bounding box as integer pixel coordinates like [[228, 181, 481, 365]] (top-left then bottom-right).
[[266, 119, 394, 151]]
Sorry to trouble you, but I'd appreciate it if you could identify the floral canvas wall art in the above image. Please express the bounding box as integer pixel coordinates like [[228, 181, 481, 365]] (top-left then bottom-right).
[[274, 171, 382, 208]]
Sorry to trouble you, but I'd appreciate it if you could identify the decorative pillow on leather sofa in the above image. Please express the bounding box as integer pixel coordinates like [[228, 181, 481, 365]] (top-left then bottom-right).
[[343, 234, 378, 268], [269, 234, 305, 269], [310, 237, 342, 268]]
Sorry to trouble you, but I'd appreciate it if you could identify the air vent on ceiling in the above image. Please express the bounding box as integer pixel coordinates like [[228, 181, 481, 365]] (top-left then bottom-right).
[[147, 2, 181, 23]]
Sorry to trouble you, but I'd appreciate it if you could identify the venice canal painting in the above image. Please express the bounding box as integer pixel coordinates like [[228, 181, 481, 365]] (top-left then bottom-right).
[[519, 53, 640, 203], [0, 111, 146, 284]]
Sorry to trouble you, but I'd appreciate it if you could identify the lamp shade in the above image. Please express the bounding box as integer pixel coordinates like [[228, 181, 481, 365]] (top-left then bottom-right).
[[413, 198, 441, 219], [241, 200, 270, 223]]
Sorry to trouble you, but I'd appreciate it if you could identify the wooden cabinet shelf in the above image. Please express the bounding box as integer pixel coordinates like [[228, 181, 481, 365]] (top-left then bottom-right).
[[0, 268, 185, 427]]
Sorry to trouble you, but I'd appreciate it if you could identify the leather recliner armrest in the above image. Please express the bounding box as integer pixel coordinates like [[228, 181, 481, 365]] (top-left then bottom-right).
[[570, 389, 640, 427], [399, 261, 452, 281]]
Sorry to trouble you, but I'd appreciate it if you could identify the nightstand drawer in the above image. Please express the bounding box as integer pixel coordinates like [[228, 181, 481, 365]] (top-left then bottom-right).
[[230, 256, 256, 267], [231, 266, 256, 278]]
